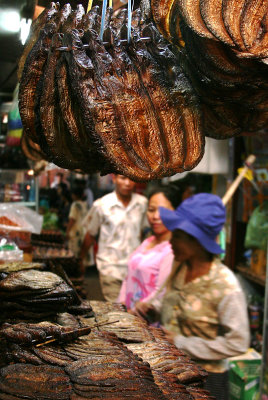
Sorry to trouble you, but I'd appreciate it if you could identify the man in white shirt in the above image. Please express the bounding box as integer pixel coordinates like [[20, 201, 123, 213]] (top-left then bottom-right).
[[80, 175, 148, 302]]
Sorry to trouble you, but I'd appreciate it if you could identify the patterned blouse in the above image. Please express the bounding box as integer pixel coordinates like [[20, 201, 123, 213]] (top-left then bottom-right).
[[160, 260, 250, 372]]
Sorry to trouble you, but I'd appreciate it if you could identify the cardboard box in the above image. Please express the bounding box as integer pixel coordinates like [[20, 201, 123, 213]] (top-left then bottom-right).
[[229, 359, 261, 400]]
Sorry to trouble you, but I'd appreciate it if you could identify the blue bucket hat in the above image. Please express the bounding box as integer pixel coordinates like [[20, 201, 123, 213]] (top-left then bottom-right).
[[159, 193, 226, 254]]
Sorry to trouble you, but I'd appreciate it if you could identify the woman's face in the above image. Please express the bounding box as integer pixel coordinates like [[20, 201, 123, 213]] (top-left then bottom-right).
[[147, 192, 174, 236], [170, 229, 197, 262]]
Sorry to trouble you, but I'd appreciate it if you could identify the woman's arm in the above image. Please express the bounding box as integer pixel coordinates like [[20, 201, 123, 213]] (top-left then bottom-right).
[[140, 252, 174, 311], [172, 291, 250, 360], [117, 278, 127, 304]]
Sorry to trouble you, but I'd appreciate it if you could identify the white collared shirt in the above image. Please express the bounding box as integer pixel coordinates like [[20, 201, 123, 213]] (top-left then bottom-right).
[[82, 191, 148, 280]]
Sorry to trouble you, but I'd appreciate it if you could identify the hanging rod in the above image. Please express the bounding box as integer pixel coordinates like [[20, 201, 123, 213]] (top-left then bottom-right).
[[55, 36, 151, 51]]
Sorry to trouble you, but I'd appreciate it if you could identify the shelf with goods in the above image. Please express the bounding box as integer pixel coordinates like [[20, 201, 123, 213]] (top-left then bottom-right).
[[225, 137, 267, 365], [260, 251, 268, 399], [0, 169, 39, 212], [227, 136, 268, 273], [237, 265, 266, 287], [234, 177, 268, 288]]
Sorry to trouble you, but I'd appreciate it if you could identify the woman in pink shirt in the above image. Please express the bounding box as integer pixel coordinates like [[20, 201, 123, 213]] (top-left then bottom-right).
[[118, 185, 182, 315]]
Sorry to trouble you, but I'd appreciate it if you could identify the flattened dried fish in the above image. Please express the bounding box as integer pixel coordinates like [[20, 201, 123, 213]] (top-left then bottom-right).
[[177, 0, 214, 39], [0, 364, 71, 400], [222, 0, 247, 50], [199, 0, 234, 45], [17, 2, 59, 80], [0, 270, 63, 292], [240, 0, 268, 57]]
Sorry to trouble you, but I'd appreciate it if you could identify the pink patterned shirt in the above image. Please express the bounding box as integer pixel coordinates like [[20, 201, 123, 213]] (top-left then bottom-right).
[[118, 236, 174, 310]]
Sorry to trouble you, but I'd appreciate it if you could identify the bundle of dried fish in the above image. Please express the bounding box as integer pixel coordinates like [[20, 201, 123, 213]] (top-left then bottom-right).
[[19, 1, 267, 182], [0, 321, 84, 346], [127, 340, 207, 385], [0, 322, 76, 367], [0, 329, 167, 400], [179, 22, 268, 138], [153, 371, 215, 399], [20, 131, 46, 162], [17, 2, 59, 81], [0, 269, 63, 293], [0, 313, 215, 399], [93, 310, 153, 343], [0, 269, 77, 320], [0, 364, 72, 400], [0, 261, 44, 274], [19, 2, 205, 181], [150, 0, 268, 139], [89, 300, 126, 313], [151, 0, 268, 60], [56, 312, 82, 328]]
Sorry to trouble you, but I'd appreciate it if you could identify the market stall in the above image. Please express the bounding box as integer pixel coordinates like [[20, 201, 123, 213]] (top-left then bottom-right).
[[0, 260, 214, 400], [0, 0, 267, 399]]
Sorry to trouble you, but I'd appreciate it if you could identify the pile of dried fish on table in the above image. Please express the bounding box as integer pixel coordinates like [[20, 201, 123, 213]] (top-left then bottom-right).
[[92, 309, 153, 342], [0, 300, 215, 400], [91, 302, 208, 386], [0, 260, 215, 399], [0, 261, 91, 321], [18, 0, 268, 181]]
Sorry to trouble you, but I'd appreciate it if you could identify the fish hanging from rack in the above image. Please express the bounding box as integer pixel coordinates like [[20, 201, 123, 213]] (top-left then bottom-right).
[[18, 0, 268, 181]]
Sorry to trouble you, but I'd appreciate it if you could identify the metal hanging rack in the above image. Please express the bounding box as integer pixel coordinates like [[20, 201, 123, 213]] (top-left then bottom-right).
[[55, 37, 151, 52], [54, 0, 150, 52]]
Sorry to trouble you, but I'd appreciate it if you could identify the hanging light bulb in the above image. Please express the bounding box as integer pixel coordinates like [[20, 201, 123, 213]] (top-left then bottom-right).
[[20, 17, 32, 45]]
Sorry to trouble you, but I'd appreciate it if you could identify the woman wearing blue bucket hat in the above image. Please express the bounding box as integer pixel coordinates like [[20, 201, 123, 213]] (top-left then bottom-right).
[[137, 193, 250, 400]]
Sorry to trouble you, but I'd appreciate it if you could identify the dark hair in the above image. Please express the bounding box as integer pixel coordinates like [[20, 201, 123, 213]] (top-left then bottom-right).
[[57, 183, 71, 201], [72, 186, 85, 200], [147, 184, 182, 209]]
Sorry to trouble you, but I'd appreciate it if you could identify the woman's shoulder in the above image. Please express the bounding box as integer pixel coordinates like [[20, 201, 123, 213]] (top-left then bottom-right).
[[139, 236, 155, 249], [212, 260, 241, 291]]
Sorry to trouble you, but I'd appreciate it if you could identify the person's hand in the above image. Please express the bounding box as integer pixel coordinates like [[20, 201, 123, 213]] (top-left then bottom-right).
[[134, 301, 155, 319], [161, 327, 177, 345], [127, 309, 137, 316]]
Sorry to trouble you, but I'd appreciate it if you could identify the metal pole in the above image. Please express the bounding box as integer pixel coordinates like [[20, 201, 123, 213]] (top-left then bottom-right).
[[260, 241, 268, 398], [35, 176, 39, 213]]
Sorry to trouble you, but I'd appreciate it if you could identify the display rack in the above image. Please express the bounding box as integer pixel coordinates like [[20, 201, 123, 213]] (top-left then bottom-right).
[[0, 169, 39, 212], [260, 245, 268, 399], [237, 265, 266, 287]]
